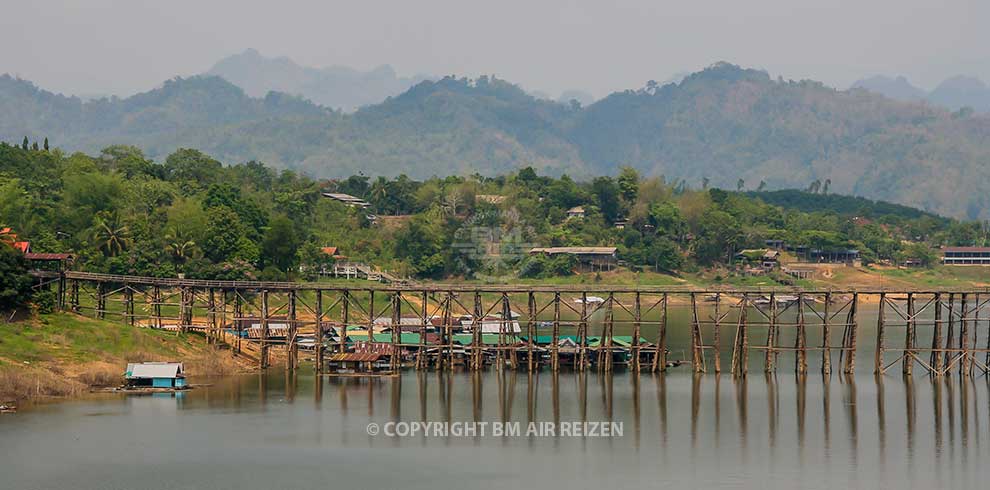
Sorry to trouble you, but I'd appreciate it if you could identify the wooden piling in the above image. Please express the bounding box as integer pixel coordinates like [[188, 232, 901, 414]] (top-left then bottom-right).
[[821, 292, 831, 375], [903, 293, 915, 375], [842, 293, 858, 374], [795, 293, 807, 375], [765, 292, 777, 373], [552, 292, 561, 372], [260, 289, 269, 369], [632, 292, 642, 372], [874, 292, 885, 375], [288, 290, 298, 370], [690, 292, 704, 373], [527, 292, 536, 373], [315, 289, 324, 373]]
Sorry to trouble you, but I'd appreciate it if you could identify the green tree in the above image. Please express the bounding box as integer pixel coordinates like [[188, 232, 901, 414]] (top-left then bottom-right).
[[92, 212, 131, 257], [261, 215, 302, 271], [203, 206, 247, 263], [694, 209, 743, 264], [0, 243, 32, 311], [617, 166, 640, 203], [591, 177, 621, 223], [164, 149, 222, 192]]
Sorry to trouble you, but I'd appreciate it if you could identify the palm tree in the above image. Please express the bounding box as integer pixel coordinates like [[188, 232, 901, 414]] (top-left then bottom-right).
[[369, 177, 390, 214], [165, 227, 197, 264], [93, 213, 131, 257]]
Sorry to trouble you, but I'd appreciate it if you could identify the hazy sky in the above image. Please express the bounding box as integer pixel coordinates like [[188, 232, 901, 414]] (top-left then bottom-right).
[[2, 0, 987, 98]]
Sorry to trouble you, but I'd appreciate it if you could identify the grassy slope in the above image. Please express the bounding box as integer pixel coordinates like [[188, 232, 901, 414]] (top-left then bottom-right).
[[0, 313, 245, 403]]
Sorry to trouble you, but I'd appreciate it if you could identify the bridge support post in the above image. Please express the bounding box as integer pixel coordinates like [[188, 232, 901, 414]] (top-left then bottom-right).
[[903, 293, 916, 375], [70, 279, 79, 312], [527, 292, 536, 373], [208, 288, 217, 345], [340, 290, 349, 355], [842, 292, 858, 374], [959, 293, 970, 376], [603, 293, 615, 372], [260, 289, 269, 369], [731, 294, 749, 376], [288, 290, 298, 370], [631, 292, 641, 372], [712, 293, 722, 374], [578, 292, 588, 371], [124, 286, 134, 326], [315, 290, 324, 373], [391, 292, 401, 371], [471, 291, 482, 371], [765, 292, 777, 373], [691, 292, 704, 373], [551, 292, 561, 372], [417, 291, 427, 369], [931, 293, 943, 374], [875, 292, 886, 374], [96, 283, 106, 320], [795, 293, 807, 375], [821, 292, 831, 375], [652, 293, 668, 373]]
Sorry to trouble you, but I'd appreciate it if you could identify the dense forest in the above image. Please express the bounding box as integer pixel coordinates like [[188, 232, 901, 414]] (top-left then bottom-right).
[[2, 142, 987, 303], [4, 63, 990, 219]]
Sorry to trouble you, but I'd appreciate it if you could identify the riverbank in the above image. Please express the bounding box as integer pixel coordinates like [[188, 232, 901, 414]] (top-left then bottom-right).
[[0, 313, 251, 405]]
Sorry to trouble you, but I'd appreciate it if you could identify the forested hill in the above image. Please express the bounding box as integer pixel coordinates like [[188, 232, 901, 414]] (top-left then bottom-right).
[[3, 63, 990, 219]]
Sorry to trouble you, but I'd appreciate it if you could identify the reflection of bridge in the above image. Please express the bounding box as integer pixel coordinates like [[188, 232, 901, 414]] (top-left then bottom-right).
[[37, 271, 990, 377]]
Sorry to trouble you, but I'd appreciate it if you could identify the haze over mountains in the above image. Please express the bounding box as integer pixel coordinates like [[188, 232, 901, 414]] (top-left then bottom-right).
[[205, 49, 432, 112], [852, 74, 990, 113], [2, 61, 990, 220]]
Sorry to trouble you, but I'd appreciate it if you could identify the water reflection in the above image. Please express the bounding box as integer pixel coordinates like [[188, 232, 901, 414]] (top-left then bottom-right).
[[6, 370, 990, 490]]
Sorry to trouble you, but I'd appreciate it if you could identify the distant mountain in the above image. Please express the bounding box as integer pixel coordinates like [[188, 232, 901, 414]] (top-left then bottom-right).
[[204, 48, 431, 111], [851, 74, 990, 113], [557, 89, 596, 107], [928, 75, 990, 113], [851, 75, 927, 102], [4, 63, 990, 220]]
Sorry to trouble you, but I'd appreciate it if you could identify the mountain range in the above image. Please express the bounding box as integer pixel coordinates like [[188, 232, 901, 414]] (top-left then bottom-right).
[[204, 49, 432, 112], [852, 75, 990, 113], [2, 62, 990, 220]]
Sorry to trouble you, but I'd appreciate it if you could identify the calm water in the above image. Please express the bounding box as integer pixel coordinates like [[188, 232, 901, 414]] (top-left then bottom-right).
[[2, 368, 989, 490]]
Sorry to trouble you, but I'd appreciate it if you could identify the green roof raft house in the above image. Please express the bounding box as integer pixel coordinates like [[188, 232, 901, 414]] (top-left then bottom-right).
[[124, 362, 187, 390]]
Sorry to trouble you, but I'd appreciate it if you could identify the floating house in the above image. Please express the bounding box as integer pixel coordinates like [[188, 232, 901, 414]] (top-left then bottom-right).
[[326, 352, 388, 374], [125, 362, 186, 389]]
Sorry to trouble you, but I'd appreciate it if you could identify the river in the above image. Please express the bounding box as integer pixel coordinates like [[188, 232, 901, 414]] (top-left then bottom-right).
[[2, 367, 988, 489]]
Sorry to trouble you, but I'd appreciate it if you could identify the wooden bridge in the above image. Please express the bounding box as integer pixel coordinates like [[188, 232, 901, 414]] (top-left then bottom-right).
[[34, 271, 990, 377]]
